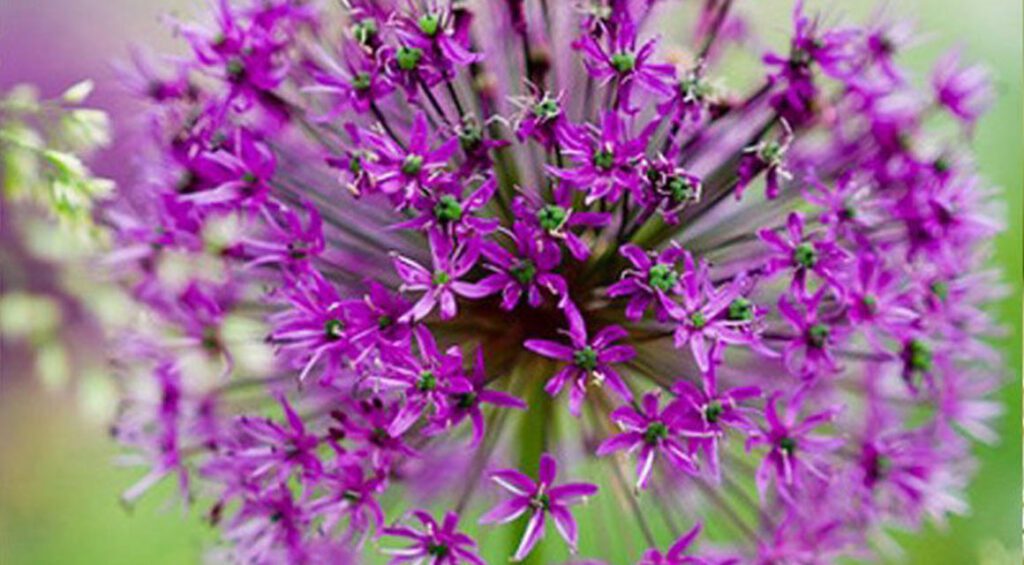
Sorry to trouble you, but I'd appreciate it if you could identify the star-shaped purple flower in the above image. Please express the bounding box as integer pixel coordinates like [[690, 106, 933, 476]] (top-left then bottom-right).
[[479, 453, 598, 561], [524, 303, 636, 416]]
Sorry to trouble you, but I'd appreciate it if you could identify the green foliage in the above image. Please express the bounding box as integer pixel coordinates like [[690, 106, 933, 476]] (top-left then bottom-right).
[[1, 81, 114, 241]]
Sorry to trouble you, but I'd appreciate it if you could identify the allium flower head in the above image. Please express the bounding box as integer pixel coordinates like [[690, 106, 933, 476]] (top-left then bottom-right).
[[107, 0, 1005, 563]]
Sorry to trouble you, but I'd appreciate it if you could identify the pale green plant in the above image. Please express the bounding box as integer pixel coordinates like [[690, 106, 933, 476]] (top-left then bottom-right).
[[1, 80, 114, 241]]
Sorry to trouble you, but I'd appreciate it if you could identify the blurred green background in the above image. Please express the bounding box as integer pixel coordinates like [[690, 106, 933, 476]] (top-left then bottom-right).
[[0, 0, 1019, 563]]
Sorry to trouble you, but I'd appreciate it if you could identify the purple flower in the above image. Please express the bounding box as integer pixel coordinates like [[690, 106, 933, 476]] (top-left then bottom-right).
[[308, 42, 395, 115], [735, 126, 793, 201], [383, 510, 484, 565], [747, 392, 843, 501], [215, 396, 323, 483], [242, 199, 324, 272], [608, 243, 685, 322], [269, 271, 352, 383], [480, 453, 598, 561], [931, 49, 992, 129], [513, 185, 610, 261], [596, 392, 697, 490], [392, 5, 479, 78], [392, 231, 482, 321], [758, 212, 850, 297], [363, 112, 459, 204], [553, 111, 648, 204], [103, 0, 1006, 562], [524, 303, 636, 416], [370, 326, 474, 436], [637, 524, 725, 565], [577, 19, 675, 111], [183, 128, 276, 208], [392, 177, 499, 238], [309, 463, 385, 543], [514, 90, 576, 150], [466, 221, 568, 311], [777, 289, 848, 378], [669, 255, 755, 372], [672, 366, 762, 481], [423, 348, 527, 446]]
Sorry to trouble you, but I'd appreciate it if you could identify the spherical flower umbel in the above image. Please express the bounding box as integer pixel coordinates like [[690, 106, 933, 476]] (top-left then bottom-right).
[[108, 0, 1005, 563]]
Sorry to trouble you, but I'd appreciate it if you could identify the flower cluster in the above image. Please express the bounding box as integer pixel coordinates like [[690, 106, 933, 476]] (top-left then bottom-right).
[[108, 0, 1004, 563]]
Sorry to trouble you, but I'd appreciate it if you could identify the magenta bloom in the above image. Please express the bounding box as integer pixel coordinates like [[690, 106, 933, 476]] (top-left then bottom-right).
[[554, 110, 649, 204], [758, 212, 850, 296], [480, 453, 598, 561], [777, 289, 849, 378], [672, 367, 762, 480], [102, 0, 1005, 562], [607, 243, 685, 322], [468, 223, 568, 310], [383, 510, 484, 565], [596, 392, 697, 490], [184, 128, 276, 208], [747, 392, 843, 501], [637, 524, 730, 565], [363, 112, 459, 204], [423, 349, 527, 446], [577, 20, 676, 111], [931, 49, 992, 129], [524, 304, 636, 416], [669, 254, 755, 372], [393, 231, 482, 321]]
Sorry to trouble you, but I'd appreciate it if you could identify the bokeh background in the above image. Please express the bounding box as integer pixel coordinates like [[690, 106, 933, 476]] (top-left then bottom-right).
[[0, 0, 1019, 563]]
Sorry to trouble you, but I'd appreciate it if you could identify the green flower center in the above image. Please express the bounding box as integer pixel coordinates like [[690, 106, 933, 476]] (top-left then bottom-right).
[[727, 297, 754, 322], [456, 392, 478, 409], [793, 243, 818, 268], [758, 140, 785, 164], [610, 52, 636, 73], [396, 46, 423, 71], [533, 98, 560, 120], [667, 175, 698, 203], [537, 204, 568, 231], [352, 19, 378, 45], [807, 324, 830, 348], [679, 75, 714, 101], [647, 264, 678, 292], [704, 401, 724, 424], [779, 436, 797, 454], [348, 155, 363, 174], [377, 315, 393, 330], [573, 346, 598, 371], [458, 124, 483, 151], [433, 195, 463, 222], [930, 281, 949, 301], [427, 543, 450, 557], [689, 311, 707, 330], [592, 148, 615, 171], [510, 260, 537, 285], [643, 421, 669, 445], [531, 493, 551, 510], [432, 271, 451, 286], [226, 58, 245, 81], [417, 371, 437, 392], [342, 490, 362, 503], [401, 154, 424, 176], [861, 294, 878, 313], [324, 319, 344, 341], [906, 339, 932, 372], [350, 72, 372, 91], [418, 13, 441, 37]]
